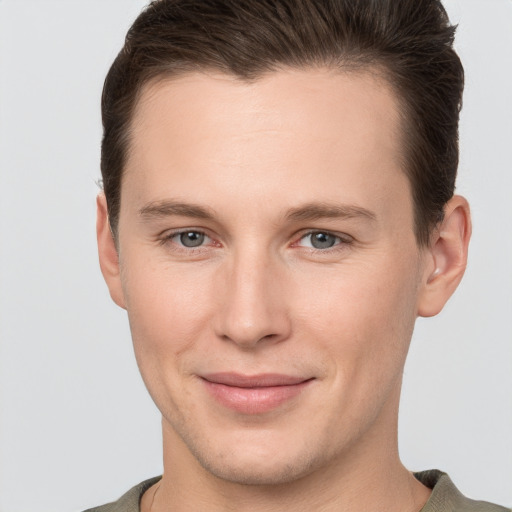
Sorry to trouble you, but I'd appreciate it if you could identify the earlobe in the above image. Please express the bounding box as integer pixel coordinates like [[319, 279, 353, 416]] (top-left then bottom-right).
[[96, 193, 126, 309], [417, 195, 472, 317]]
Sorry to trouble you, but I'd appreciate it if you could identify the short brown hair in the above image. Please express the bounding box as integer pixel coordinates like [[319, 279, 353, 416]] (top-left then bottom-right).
[[101, 0, 464, 246]]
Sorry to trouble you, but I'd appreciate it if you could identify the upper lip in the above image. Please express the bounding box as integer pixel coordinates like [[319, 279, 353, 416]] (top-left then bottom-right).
[[201, 373, 311, 388]]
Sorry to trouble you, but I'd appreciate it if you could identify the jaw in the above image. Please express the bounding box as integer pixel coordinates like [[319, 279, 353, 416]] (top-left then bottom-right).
[[151, 375, 415, 512]]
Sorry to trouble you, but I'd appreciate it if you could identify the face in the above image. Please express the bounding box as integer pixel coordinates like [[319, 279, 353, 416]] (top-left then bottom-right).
[[104, 68, 432, 484]]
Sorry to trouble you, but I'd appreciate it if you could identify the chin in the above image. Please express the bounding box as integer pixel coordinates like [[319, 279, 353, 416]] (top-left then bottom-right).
[[186, 435, 322, 486], [200, 454, 317, 486]]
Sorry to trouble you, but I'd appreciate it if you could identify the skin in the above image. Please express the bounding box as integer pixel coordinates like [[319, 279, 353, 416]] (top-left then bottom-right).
[[97, 68, 471, 512]]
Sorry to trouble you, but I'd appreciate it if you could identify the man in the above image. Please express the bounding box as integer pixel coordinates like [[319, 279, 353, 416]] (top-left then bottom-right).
[[89, 0, 508, 511]]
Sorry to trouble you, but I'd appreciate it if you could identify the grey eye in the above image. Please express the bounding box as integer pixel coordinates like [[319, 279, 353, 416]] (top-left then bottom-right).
[[301, 231, 340, 249], [311, 232, 337, 249], [179, 231, 205, 247]]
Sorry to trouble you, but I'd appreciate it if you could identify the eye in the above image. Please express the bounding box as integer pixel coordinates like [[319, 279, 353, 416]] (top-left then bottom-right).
[[298, 231, 346, 250], [169, 230, 210, 248]]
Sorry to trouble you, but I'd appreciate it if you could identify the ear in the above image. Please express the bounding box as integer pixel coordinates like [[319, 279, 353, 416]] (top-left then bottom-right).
[[96, 193, 126, 309], [417, 195, 472, 317]]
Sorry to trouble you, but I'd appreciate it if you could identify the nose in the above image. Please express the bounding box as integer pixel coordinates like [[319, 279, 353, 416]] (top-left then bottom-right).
[[214, 250, 292, 349]]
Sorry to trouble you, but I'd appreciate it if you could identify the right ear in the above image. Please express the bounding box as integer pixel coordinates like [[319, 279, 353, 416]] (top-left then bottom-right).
[[96, 193, 126, 309]]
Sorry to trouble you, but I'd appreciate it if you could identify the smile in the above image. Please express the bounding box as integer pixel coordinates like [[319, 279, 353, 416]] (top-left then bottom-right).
[[200, 373, 314, 414]]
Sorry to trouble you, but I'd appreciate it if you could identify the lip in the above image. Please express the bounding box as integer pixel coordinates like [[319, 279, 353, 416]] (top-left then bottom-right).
[[201, 373, 313, 414]]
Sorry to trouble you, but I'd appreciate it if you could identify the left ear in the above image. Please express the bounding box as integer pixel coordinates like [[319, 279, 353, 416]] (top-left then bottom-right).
[[417, 195, 472, 317]]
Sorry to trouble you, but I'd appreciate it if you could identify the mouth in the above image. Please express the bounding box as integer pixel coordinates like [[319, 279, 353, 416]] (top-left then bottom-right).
[[200, 373, 314, 414]]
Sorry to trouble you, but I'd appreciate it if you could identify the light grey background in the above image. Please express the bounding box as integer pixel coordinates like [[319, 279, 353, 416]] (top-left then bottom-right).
[[0, 1, 510, 511]]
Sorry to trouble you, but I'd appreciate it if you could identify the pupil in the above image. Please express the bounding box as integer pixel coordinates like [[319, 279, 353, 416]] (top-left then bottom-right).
[[311, 232, 335, 249], [180, 232, 204, 247]]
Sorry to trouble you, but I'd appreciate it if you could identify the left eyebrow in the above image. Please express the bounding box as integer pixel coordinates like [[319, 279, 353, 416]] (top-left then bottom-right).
[[284, 202, 377, 223]]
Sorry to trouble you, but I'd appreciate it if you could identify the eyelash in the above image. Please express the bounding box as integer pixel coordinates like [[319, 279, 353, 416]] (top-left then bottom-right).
[[295, 230, 353, 253], [159, 229, 353, 254], [160, 229, 216, 253]]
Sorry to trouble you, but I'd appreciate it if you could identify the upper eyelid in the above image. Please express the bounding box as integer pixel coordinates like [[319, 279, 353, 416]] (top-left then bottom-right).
[[295, 229, 353, 242], [162, 227, 210, 238]]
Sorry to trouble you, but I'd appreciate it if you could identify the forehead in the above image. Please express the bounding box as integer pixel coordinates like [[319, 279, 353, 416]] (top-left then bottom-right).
[[130, 67, 402, 158], [124, 68, 411, 227]]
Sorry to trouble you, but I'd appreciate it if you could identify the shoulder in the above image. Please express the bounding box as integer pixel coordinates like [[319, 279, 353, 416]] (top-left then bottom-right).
[[415, 469, 510, 512], [82, 476, 162, 512]]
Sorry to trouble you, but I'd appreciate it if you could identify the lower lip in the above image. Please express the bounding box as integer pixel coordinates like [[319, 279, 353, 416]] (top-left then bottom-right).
[[202, 379, 312, 414]]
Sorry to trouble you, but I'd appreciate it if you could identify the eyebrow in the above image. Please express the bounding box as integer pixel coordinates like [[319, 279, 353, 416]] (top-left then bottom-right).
[[285, 202, 377, 223], [138, 199, 377, 223], [139, 200, 216, 220]]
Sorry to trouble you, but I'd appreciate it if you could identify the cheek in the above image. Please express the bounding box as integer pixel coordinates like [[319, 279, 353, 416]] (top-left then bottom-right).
[[292, 256, 420, 378], [120, 253, 218, 376], [119, 254, 223, 424]]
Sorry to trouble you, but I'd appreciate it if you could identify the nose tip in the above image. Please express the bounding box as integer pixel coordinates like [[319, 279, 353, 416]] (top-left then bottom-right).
[[214, 258, 291, 349], [219, 320, 284, 349]]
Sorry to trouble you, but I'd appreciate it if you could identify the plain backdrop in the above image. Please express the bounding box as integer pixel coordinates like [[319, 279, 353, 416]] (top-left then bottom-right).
[[0, 1, 511, 511]]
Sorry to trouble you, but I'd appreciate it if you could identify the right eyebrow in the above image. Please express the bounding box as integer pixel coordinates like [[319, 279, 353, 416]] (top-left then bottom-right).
[[138, 200, 216, 221]]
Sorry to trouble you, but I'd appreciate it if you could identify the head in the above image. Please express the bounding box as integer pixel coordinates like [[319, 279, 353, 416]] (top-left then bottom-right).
[[97, 0, 470, 488]]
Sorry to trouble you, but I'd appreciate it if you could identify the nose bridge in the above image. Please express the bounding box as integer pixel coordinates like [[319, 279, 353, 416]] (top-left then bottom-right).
[[215, 243, 290, 348]]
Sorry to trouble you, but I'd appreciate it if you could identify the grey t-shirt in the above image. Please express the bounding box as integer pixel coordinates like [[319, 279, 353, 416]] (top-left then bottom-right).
[[83, 469, 510, 512]]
